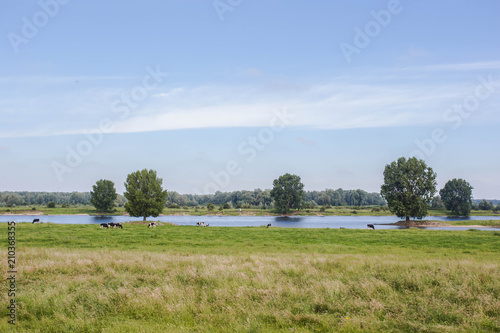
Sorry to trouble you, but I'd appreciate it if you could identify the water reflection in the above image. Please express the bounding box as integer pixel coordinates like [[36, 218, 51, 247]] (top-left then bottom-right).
[[274, 216, 304, 222], [92, 216, 113, 221]]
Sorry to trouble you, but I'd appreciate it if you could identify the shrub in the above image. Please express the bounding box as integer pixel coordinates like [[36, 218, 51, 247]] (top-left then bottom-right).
[[223, 203, 231, 209], [319, 206, 326, 212], [168, 204, 180, 209], [47, 202, 56, 208], [183, 206, 189, 210], [61, 203, 68, 208], [32, 207, 36, 210], [207, 203, 215, 211], [351, 210, 357, 214]]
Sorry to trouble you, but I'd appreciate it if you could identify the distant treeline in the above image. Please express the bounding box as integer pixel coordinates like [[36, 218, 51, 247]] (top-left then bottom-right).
[[167, 189, 386, 209], [0, 188, 386, 208]]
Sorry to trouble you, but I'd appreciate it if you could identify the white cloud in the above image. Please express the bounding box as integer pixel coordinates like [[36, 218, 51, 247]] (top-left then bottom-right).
[[1, 62, 499, 138]]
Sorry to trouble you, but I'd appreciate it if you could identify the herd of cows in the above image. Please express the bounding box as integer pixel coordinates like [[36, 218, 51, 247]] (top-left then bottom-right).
[[28, 219, 376, 229]]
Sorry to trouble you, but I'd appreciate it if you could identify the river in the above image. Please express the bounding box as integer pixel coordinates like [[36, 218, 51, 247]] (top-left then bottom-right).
[[1, 215, 499, 230]]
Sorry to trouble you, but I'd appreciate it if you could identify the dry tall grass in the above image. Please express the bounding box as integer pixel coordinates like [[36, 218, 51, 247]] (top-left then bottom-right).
[[2, 246, 499, 332]]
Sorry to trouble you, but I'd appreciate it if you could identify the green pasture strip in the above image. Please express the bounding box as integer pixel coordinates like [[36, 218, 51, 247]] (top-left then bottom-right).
[[12, 223, 500, 255], [448, 220, 500, 227], [3, 204, 499, 217]]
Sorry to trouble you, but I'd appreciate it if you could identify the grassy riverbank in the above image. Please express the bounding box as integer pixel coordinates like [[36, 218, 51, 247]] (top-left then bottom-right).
[[1, 224, 499, 332], [1, 204, 498, 218]]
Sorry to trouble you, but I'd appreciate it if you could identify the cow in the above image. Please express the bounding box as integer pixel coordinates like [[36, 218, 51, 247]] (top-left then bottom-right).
[[148, 222, 157, 228], [100, 223, 109, 229], [32, 219, 40, 224], [266, 223, 271, 228], [10, 221, 16, 226], [196, 222, 205, 226], [367, 224, 375, 230], [116, 223, 123, 229], [108, 222, 117, 228], [205, 224, 209, 227]]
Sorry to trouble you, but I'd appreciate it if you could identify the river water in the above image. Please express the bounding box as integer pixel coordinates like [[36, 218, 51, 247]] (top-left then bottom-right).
[[1, 215, 499, 230]]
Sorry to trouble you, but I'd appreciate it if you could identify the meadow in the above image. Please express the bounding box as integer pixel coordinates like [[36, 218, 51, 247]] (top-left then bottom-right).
[[1, 223, 499, 332]]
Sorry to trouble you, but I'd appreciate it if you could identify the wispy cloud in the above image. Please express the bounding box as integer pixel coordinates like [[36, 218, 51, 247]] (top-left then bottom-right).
[[1, 63, 499, 138]]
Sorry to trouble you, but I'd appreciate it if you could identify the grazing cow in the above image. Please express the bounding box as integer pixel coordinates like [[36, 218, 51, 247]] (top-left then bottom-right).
[[108, 222, 117, 228], [196, 222, 205, 226], [10, 221, 17, 226], [148, 222, 157, 228], [205, 224, 209, 227], [116, 223, 123, 229], [100, 223, 109, 229], [367, 224, 375, 230], [267, 223, 271, 228], [32, 218, 40, 224]]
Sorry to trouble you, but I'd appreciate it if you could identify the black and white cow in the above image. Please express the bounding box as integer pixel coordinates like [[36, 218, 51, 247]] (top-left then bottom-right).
[[196, 222, 205, 226], [100, 223, 109, 229], [367, 224, 375, 230], [148, 222, 157, 228], [32, 219, 40, 224], [266, 223, 271, 228]]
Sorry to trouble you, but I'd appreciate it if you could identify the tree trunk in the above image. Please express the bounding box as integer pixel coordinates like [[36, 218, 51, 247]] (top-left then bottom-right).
[[143, 216, 147, 221], [406, 216, 410, 222]]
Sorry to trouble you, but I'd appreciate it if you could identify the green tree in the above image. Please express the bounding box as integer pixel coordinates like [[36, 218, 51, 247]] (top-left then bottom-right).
[[439, 179, 473, 216], [47, 201, 56, 208], [90, 179, 117, 212], [380, 157, 437, 221], [478, 199, 494, 211], [124, 169, 168, 221], [207, 203, 215, 211], [431, 196, 445, 209], [270, 173, 305, 214]]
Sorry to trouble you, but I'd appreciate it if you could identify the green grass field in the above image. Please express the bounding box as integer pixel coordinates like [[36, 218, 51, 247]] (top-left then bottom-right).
[[1, 223, 499, 332]]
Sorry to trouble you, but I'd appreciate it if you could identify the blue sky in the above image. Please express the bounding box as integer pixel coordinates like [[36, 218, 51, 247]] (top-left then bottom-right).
[[1, 0, 499, 198]]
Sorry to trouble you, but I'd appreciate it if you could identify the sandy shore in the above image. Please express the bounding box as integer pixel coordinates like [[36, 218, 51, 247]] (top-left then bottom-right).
[[389, 220, 499, 228]]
